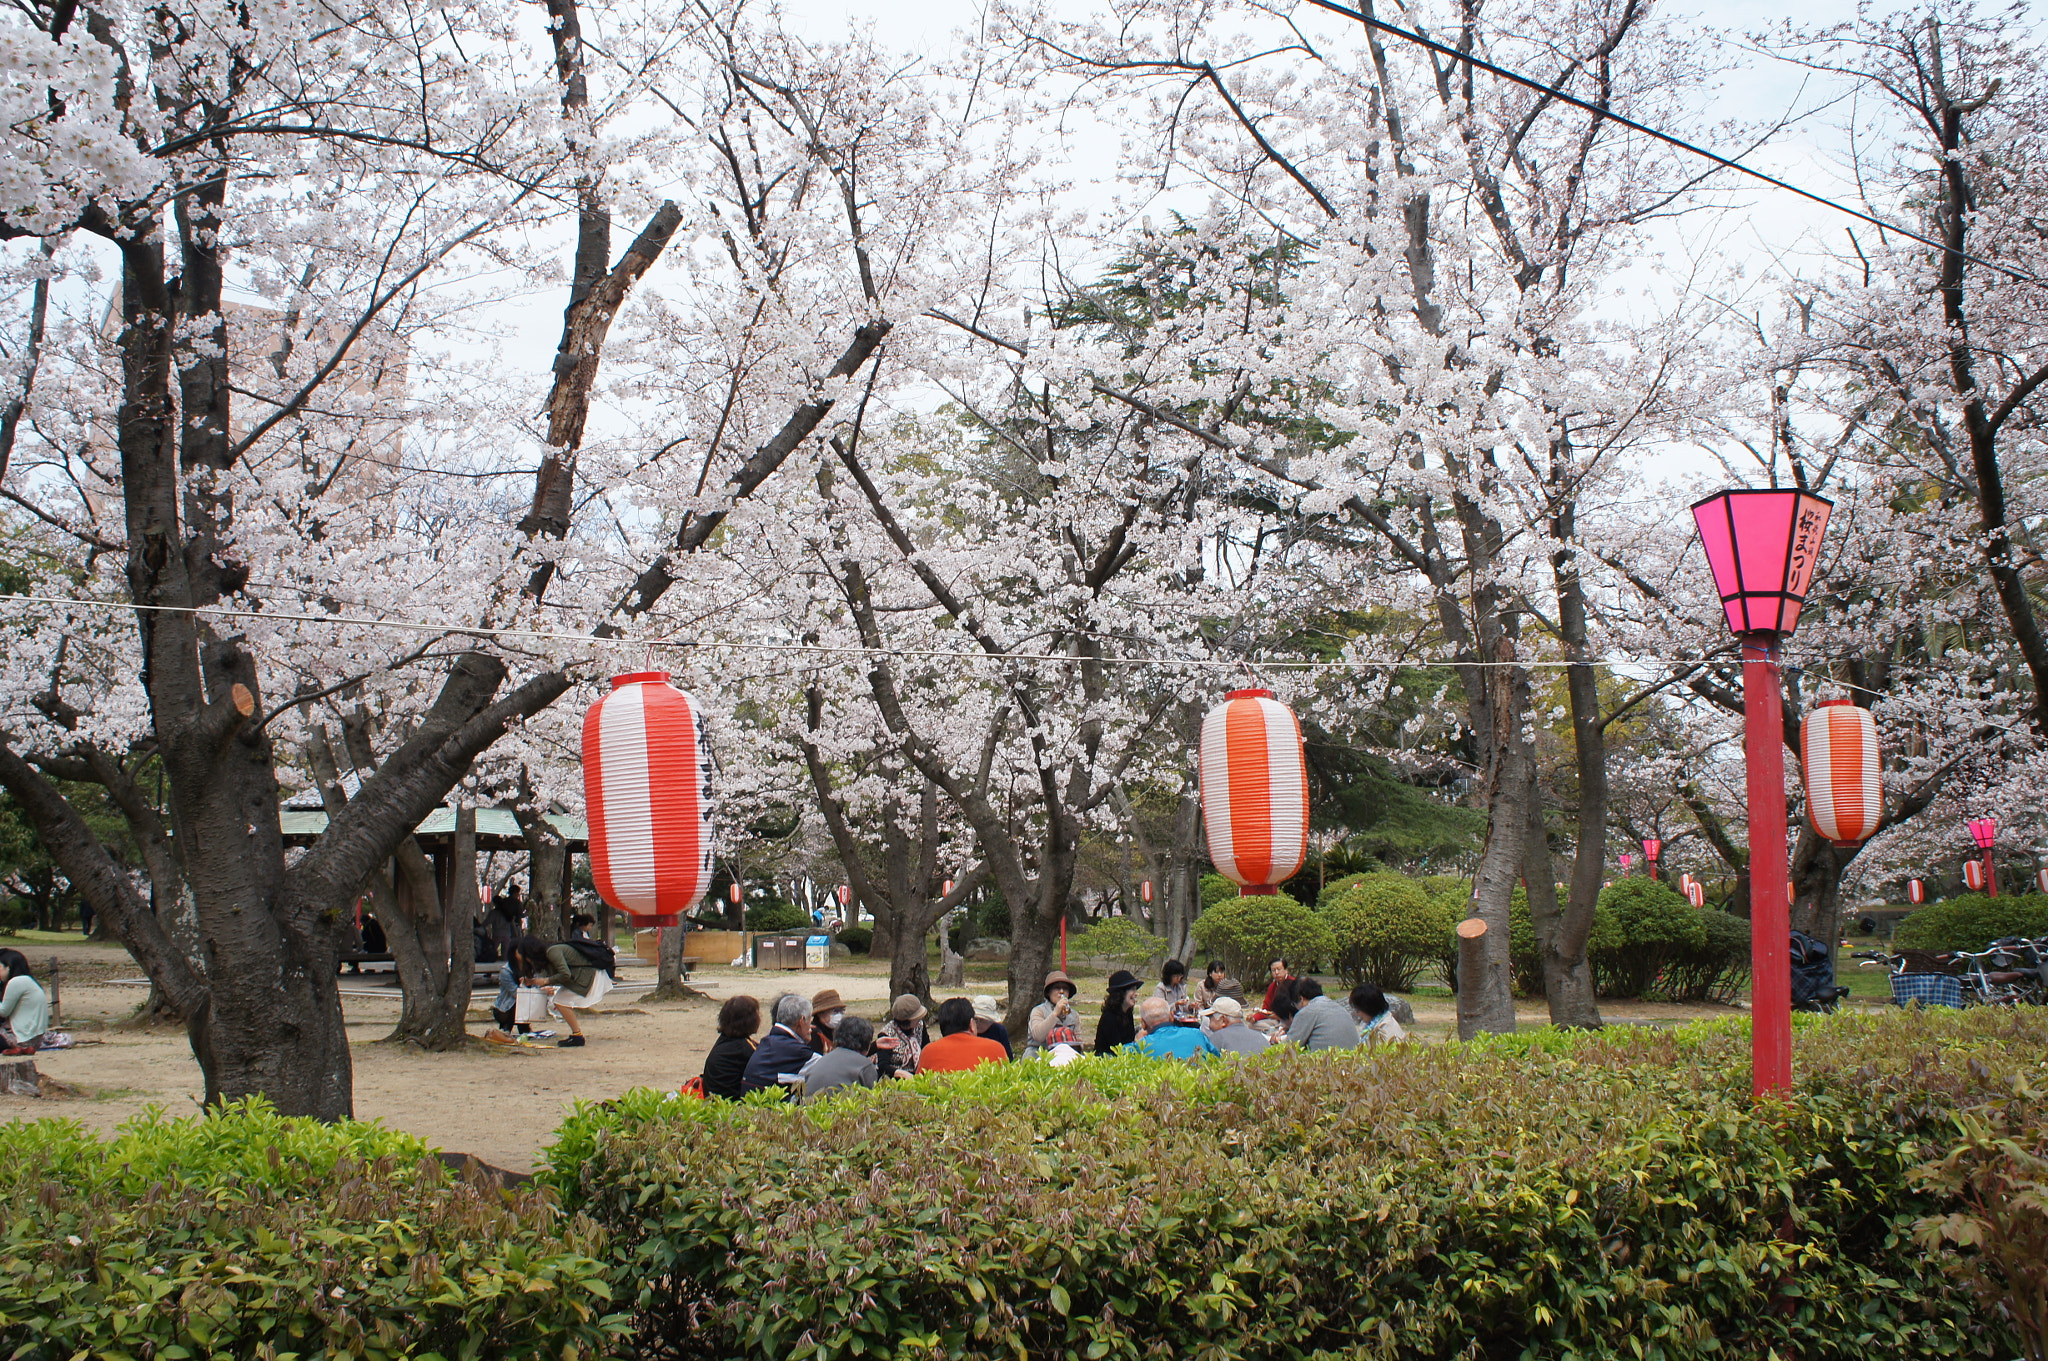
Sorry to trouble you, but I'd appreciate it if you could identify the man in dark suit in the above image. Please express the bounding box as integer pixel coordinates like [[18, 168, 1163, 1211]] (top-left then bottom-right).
[[741, 992, 815, 1095]]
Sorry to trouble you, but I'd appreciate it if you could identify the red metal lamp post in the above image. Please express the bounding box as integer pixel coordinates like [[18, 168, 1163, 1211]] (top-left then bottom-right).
[[1642, 839, 1661, 881], [1692, 488, 1832, 1099], [1967, 818, 1998, 898]]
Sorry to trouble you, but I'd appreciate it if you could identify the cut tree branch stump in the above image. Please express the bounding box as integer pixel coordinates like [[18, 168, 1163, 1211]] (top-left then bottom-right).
[[2, 1059, 48, 1096]]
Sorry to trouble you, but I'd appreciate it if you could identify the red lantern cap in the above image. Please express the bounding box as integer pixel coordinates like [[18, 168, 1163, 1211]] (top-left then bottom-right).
[[1691, 489, 1833, 638], [1642, 839, 1661, 860], [1967, 817, 1998, 850]]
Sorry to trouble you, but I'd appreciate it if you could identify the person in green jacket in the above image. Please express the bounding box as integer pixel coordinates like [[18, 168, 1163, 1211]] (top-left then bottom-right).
[[510, 938, 612, 1048], [0, 950, 50, 1055]]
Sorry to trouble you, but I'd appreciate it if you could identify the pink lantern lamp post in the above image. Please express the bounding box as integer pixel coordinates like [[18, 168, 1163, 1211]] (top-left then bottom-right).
[[1967, 818, 1998, 899], [1693, 488, 1832, 1099], [1643, 839, 1661, 880]]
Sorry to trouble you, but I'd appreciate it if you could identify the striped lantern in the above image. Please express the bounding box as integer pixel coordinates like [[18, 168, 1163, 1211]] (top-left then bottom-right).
[[1685, 880, 1706, 907], [583, 672, 716, 928], [1907, 878, 1926, 905], [1140, 880, 1155, 903], [1965, 859, 1987, 892], [2036, 867, 2048, 894], [1802, 699, 1882, 846], [1198, 688, 1310, 896]]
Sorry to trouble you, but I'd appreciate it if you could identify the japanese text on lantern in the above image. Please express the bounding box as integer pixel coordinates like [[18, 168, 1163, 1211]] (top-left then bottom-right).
[[1788, 507, 1825, 595]]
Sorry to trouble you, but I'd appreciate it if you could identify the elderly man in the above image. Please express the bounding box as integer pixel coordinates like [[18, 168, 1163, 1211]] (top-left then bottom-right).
[[741, 992, 816, 1095], [803, 1015, 879, 1102], [919, 997, 1010, 1073], [1282, 977, 1360, 1051], [1129, 996, 1219, 1062], [1201, 996, 1269, 1056]]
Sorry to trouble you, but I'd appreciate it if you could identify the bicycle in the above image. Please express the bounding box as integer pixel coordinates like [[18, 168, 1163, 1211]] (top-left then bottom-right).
[[1942, 940, 2046, 1008]]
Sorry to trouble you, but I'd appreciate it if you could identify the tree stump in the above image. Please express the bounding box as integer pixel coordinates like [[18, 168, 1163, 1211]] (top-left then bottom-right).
[[1, 1059, 45, 1097]]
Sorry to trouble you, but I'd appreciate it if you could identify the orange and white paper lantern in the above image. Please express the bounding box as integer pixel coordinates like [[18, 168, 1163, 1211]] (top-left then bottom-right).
[[1802, 699, 1881, 846], [1965, 858, 1987, 892], [1907, 878, 1926, 904], [583, 672, 716, 928], [1685, 880, 1706, 907], [1198, 688, 1309, 896]]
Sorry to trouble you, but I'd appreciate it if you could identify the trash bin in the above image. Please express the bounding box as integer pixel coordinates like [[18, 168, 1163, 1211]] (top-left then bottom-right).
[[805, 934, 830, 969]]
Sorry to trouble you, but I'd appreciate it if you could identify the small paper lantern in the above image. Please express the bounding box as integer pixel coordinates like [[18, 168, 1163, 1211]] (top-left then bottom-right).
[[1907, 878, 1926, 905], [1685, 881, 1705, 907], [1198, 688, 1309, 895], [2036, 867, 2048, 894], [1140, 880, 1154, 903], [1802, 700, 1881, 845], [1965, 859, 1987, 892], [837, 884, 851, 906], [942, 878, 955, 897], [583, 672, 715, 928], [728, 881, 742, 904]]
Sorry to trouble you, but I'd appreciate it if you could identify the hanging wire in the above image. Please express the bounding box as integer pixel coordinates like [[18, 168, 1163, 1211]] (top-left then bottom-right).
[[1295, 0, 2042, 286]]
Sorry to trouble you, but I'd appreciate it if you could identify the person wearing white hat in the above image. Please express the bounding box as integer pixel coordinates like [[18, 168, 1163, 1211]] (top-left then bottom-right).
[[1201, 996, 1269, 1056], [968, 995, 1013, 1058]]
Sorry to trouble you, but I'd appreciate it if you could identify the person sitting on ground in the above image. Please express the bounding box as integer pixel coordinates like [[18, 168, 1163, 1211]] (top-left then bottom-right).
[[875, 995, 927, 1076], [1349, 983, 1409, 1044], [567, 912, 597, 942], [808, 990, 846, 1056], [969, 995, 1013, 1058], [803, 1015, 879, 1101], [1094, 969, 1141, 1055], [701, 995, 761, 1099], [1196, 960, 1247, 1009], [1252, 976, 1299, 1040], [919, 997, 1011, 1073], [1201, 996, 1269, 1056], [0, 950, 50, 1056], [1281, 976, 1360, 1051], [1153, 960, 1200, 1024], [1129, 996, 1219, 1062], [1025, 970, 1082, 1057], [742, 993, 816, 1095], [513, 938, 611, 1048], [1260, 957, 1295, 1014]]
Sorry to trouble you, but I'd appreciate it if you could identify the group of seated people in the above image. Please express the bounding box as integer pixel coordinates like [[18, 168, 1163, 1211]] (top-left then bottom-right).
[[698, 956, 1408, 1101]]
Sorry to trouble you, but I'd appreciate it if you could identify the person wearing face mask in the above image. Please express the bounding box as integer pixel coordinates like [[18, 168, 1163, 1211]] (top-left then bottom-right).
[[808, 990, 847, 1055]]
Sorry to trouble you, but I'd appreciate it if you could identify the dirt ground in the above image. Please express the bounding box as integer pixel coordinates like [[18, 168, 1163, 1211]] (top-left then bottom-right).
[[0, 938, 1789, 1171]]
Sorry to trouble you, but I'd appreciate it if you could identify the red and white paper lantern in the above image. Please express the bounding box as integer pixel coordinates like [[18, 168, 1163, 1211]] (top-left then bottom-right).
[[2037, 867, 2048, 895], [1907, 878, 1926, 905], [728, 881, 742, 904], [1140, 880, 1155, 904], [1802, 699, 1882, 846], [1685, 880, 1706, 908], [1965, 859, 1987, 892], [1198, 689, 1309, 896], [583, 672, 716, 928]]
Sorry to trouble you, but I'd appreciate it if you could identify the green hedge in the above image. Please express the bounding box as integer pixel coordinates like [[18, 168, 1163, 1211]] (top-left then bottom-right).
[[834, 924, 873, 954], [1190, 892, 1330, 979], [1322, 872, 1454, 990], [549, 1011, 2042, 1360], [1895, 893, 2048, 953], [745, 900, 812, 932], [0, 1101, 618, 1359]]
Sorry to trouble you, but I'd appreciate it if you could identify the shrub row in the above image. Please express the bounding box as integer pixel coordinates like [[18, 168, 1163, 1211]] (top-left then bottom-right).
[[0, 1101, 618, 1360], [1894, 892, 2048, 953], [551, 1010, 2044, 1360]]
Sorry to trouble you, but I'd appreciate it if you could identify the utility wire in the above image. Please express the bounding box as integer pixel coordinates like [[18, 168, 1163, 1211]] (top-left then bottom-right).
[[1297, 0, 2040, 286]]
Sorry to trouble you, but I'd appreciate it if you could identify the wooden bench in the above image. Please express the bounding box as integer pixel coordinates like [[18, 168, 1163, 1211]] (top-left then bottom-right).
[[339, 952, 395, 974], [681, 956, 700, 979]]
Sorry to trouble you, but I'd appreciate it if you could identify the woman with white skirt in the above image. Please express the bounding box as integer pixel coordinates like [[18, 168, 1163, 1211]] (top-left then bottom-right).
[[513, 938, 612, 1048]]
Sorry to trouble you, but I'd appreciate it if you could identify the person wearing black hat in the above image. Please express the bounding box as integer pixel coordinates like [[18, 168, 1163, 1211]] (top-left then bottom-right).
[[1095, 969, 1142, 1054]]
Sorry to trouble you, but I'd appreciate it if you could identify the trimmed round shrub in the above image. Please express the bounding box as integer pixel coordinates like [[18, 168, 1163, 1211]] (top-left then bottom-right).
[[745, 900, 811, 932], [1894, 893, 2048, 953], [1069, 915, 1163, 968], [1199, 873, 1241, 909], [1656, 909, 1751, 1003], [1588, 878, 1706, 998], [834, 924, 873, 955], [1191, 892, 1332, 980], [1323, 874, 1455, 991]]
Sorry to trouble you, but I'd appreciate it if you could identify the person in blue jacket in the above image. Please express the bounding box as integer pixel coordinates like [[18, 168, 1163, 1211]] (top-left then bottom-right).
[[1127, 996, 1218, 1062]]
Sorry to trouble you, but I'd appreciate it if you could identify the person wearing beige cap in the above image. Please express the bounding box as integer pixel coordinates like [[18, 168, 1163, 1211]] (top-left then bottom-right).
[[1024, 970, 1081, 1057], [1201, 995, 1269, 1056], [968, 995, 1013, 1058], [876, 993, 927, 1075], [808, 989, 847, 1056]]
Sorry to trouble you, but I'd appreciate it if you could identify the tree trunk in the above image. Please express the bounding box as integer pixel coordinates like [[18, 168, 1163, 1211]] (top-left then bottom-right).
[[383, 809, 480, 1050], [1522, 778, 1601, 1028], [1457, 658, 1530, 1040], [937, 910, 964, 989], [890, 910, 934, 1005], [517, 811, 569, 944]]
